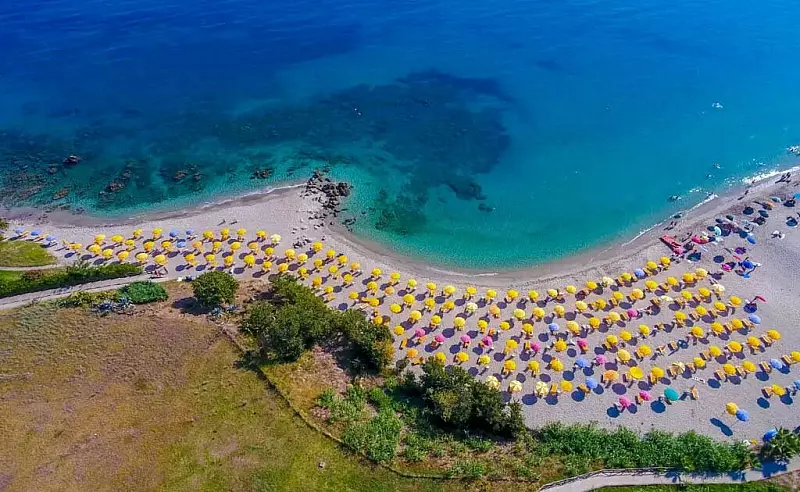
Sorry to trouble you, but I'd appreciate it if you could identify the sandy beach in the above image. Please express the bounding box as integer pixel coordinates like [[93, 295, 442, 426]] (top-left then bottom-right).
[[3, 170, 800, 441]]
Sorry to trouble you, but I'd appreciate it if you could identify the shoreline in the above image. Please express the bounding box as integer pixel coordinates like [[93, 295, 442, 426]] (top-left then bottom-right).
[[3, 165, 799, 283]]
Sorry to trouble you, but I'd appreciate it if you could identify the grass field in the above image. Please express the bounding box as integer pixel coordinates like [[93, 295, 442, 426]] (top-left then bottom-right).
[[0, 240, 56, 267]]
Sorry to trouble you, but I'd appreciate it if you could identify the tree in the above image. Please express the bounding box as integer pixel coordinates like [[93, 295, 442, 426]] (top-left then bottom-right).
[[761, 428, 800, 464], [192, 271, 238, 308]]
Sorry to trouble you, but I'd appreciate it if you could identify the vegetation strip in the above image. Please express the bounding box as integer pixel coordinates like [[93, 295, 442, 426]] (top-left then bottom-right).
[[0, 262, 142, 298]]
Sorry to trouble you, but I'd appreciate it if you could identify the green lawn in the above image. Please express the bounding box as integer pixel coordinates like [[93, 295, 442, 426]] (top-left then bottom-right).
[[0, 240, 57, 267]]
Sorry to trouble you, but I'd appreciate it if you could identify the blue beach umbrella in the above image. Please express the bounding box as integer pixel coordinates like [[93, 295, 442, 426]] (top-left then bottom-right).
[[548, 323, 560, 333], [575, 357, 590, 369], [713, 226, 722, 236], [169, 230, 180, 238], [31, 229, 41, 236], [742, 259, 755, 269], [586, 377, 598, 390], [45, 235, 56, 242], [764, 429, 778, 442], [735, 408, 749, 422], [746, 235, 757, 245], [176, 240, 187, 249], [748, 314, 761, 325], [770, 359, 784, 370], [793, 380, 800, 391], [634, 268, 646, 279], [794, 192, 800, 200], [14, 227, 24, 234], [185, 229, 194, 235]]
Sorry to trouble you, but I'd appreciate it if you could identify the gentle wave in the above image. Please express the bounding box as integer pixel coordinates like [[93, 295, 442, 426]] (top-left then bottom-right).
[[740, 165, 800, 185]]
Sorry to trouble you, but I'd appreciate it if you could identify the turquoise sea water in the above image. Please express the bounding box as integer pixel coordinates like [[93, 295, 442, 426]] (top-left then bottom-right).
[[1, 0, 799, 268]]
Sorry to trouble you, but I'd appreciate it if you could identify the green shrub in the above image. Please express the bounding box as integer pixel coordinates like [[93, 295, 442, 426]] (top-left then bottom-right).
[[342, 409, 402, 462], [56, 290, 120, 308], [316, 385, 367, 424], [242, 275, 393, 371], [121, 281, 168, 304], [535, 422, 753, 472], [0, 262, 141, 298], [192, 271, 238, 308], [447, 459, 488, 479]]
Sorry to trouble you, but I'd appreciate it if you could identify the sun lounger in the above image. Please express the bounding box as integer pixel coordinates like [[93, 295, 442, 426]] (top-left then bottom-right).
[[686, 363, 696, 373], [761, 335, 773, 346], [690, 386, 699, 400], [783, 355, 794, 366], [550, 384, 559, 396], [400, 339, 408, 349], [578, 384, 590, 394], [759, 361, 772, 373], [714, 369, 725, 380], [668, 366, 680, 378], [668, 341, 678, 352], [700, 350, 710, 360], [736, 366, 746, 378], [762, 386, 774, 398]]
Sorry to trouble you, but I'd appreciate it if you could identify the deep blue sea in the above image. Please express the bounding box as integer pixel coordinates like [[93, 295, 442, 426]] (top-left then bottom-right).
[[1, 0, 799, 268]]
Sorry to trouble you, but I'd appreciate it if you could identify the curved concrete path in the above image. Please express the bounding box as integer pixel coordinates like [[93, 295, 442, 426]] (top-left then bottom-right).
[[540, 460, 798, 491]]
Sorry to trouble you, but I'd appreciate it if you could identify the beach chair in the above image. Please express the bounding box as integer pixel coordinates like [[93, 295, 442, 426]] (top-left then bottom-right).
[[700, 350, 711, 360], [686, 363, 696, 373], [650, 298, 661, 308], [524, 341, 532, 352], [549, 383, 559, 396], [759, 361, 772, 373], [761, 335, 774, 346], [578, 383, 590, 394], [635, 394, 644, 405], [411, 356, 424, 366], [736, 366, 746, 378], [668, 366, 679, 378], [649, 373, 658, 385], [783, 355, 795, 366], [579, 344, 589, 354], [620, 311, 630, 321], [667, 341, 679, 352], [656, 345, 666, 356], [742, 319, 755, 329], [609, 297, 619, 307], [762, 386, 774, 398], [714, 369, 725, 381], [400, 339, 408, 349], [689, 386, 700, 400]]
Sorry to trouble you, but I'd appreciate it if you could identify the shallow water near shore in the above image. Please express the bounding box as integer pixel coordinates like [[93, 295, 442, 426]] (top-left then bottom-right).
[[1, 0, 799, 268]]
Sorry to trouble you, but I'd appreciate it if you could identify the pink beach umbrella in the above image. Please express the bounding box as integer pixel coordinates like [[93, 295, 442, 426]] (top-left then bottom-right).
[[481, 336, 493, 348], [414, 328, 426, 339], [594, 354, 607, 366], [639, 390, 652, 402], [577, 338, 588, 350], [433, 333, 446, 345], [460, 334, 472, 347], [626, 308, 639, 319], [531, 342, 541, 353], [619, 396, 632, 410]]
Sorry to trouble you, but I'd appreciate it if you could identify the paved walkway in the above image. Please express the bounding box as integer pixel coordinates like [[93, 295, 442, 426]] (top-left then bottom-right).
[[540, 460, 799, 491], [0, 274, 165, 310]]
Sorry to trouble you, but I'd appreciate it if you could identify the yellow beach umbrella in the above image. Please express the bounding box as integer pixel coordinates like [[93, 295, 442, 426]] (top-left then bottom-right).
[[94, 234, 106, 245], [389, 272, 401, 284], [508, 380, 523, 393], [638, 324, 651, 337], [337, 255, 348, 266], [111, 234, 123, 244], [513, 308, 526, 320], [553, 305, 566, 317], [527, 289, 539, 302], [102, 248, 114, 259], [528, 360, 540, 374], [235, 228, 246, 240], [646, 260, 658, 271], [489, 305, 501, 317], [485, 289, 497, 301], [588, 317, 601, 329], [465, 286, 478, 298], [650, 367, 665, 379], [681, 290, 693, 300], [693, 357, 706, 369], [674, 311, 688, 322], [430, 315, 442, 327], [371, 267, 382, 278], [116, 251, 129, 262], [532, 307, 546, 319], [423, 298, 435, 310], [691, 326, 705, 338], [393, 325, 405, 336], [695, 306, 708, 317], [426, 282, 437, 295], [202, 230, 214, 241], [566, 320, 580, 335], [727, 341, 743, 353], [499, 321, 511, 331], [630, 288, 644, 300], [742, 361, 757, 373], [729, 296, 742, 307], [666, 276, 679, 287], [710, 322, 725, 336], [565, 285, 577, 295], [709, 345, 723, 358], [503, 360, 517, 373], [152, 228, 162, 239], [607, 311, 621, 323], [620, 272, 632, 282], [725, 402, 738, 416], [603, 370, 619, 382], [486, 376, 500, 390], [348, 292, 360, 302], [722, 363, 736, 376], [612, 291, 625, 302], [522, 323, 535, 336], [453, 317, 466, 329], [790, 351, 800, 363], [619, 330, 632, 342], [698, 287, 711, 298], [244, 254, 256, 267], [682, 272, 696, 284], [575, 301, 588, 312], [409, 310, 422, 322], [645, 280, 658, 291], [506, 289, 519, 301], [629, 366, 644, 380], [407, 348, 419, 359], [766, 330, 781, 341], [366, 281, 379, 293], [617, 350, 631, 363], [560, 380, 573, 392], [154, 254, 167, 266], [730, 319, 744, 330], [746, 336, 761, 350], [478, 354, 491, 365], [772, 385, 787, 397], [637, 345, 652, 358], [204, 253, 216, 265], [695, 268, 708, 279], [455, 351, 469, 363], [133, 229, 143, 239], [402, 293, 415, 306], [660, 256, 671, 267], [593, 298, 607, 310], [135, 252, 148, 264], [549, 358, 564, 371], [553, 340, 567, 352], [546, 288, 558, 298]]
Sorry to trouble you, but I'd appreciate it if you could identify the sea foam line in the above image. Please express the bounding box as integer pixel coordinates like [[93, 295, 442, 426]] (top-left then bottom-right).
[[741, 165, 800, 185]]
